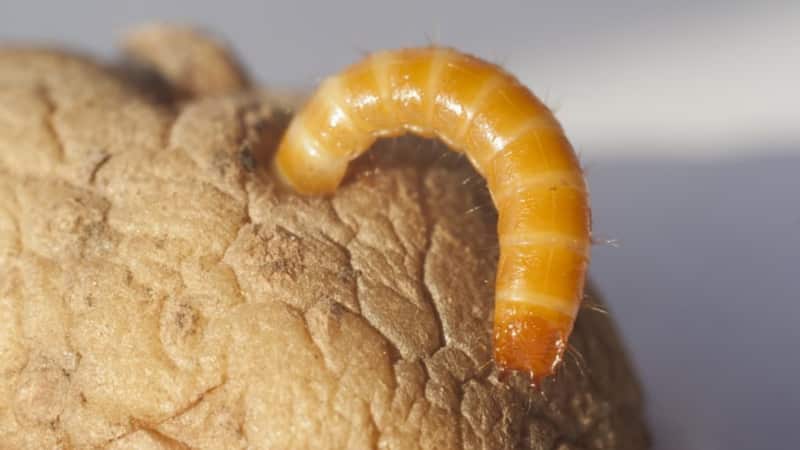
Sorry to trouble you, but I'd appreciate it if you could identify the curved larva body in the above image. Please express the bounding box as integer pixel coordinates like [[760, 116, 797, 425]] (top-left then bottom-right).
[[274, 47, 591, 382]]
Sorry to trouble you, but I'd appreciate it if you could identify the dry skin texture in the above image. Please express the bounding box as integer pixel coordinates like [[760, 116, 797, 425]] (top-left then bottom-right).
[[0, 26, 649, 449]]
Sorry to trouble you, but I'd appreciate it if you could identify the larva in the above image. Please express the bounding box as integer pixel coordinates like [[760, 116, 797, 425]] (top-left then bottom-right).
[[273, 47, 591, 383]]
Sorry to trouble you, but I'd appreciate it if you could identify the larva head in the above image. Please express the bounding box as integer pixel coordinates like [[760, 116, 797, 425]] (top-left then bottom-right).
[[493, 301, 573, 384], [273, 118, 348, 195]]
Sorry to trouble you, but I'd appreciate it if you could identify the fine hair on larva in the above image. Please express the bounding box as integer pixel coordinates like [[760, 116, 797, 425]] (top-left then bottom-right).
[[273, 46, 592, 384]]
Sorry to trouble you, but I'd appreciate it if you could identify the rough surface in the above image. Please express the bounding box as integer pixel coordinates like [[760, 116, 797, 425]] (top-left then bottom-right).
[[0, 27, 650, 449], [122, 24, 250, 99]]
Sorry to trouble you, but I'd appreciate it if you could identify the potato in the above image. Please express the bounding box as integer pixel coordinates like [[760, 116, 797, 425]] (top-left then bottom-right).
[[0, 26, 649, 449]]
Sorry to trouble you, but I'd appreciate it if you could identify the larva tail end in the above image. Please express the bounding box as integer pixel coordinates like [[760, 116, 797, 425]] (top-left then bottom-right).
[[273, 136, 348, 195], [493, 301, 573, 385]]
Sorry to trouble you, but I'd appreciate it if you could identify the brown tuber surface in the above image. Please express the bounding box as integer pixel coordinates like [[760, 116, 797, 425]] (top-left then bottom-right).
[[0, 26, 650, 449]]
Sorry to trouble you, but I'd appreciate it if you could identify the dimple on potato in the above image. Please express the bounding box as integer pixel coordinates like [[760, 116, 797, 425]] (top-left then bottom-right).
[[0, 24, 649, 450]]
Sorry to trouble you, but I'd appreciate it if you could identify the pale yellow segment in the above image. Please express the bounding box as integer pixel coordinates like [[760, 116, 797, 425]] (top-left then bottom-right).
[[494, 291, 580, 318], [380, 49, 437, 135], [497, 182, 590, 240], [301, 77, 374, 159], [485, 127, 581, 195], [368, 50, 397, 132], [496, 241, 588, 307], [499, 114, 565, 149], [318, 77, 361, 133], [464, 79, 556, 169], [274, 119, 348, 194], [429, 51, 501, 153], [453, 74, 504, 143], [499, 230, 589, 257], [477, 114, 562, 171], [492, 170, 586, 207], [424, 48, 449, 127], [336, 57, 392, 134]]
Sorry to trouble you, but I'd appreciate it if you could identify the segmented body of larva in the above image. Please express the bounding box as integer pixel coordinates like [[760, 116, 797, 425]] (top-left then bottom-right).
[[273, 47, 591, 383]]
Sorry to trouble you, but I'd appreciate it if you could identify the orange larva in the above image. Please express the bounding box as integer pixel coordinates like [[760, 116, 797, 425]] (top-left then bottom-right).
[[273, 47, 591, 383]]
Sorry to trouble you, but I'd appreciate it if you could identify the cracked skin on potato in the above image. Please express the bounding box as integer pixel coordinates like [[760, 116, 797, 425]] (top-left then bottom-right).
[[0, 25, 650, 450]]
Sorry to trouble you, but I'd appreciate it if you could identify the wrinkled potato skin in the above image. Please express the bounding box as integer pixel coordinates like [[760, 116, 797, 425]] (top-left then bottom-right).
[[0, 28, 649, 450]]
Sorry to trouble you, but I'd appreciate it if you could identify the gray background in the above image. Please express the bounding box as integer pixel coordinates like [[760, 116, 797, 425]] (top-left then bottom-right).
[[2, 1, 798, 449]]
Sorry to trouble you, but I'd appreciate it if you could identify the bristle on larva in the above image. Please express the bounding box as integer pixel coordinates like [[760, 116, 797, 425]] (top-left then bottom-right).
[[273, 47, 591, 384]]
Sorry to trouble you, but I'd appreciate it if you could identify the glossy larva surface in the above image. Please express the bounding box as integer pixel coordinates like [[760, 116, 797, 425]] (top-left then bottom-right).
[[274, 47, 591, 383]]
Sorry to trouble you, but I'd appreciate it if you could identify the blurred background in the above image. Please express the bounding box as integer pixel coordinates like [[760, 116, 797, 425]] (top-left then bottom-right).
[[1, 1, 797, 448]]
